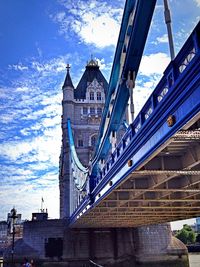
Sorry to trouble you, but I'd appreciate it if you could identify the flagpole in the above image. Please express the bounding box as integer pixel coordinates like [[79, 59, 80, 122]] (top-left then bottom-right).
[[41, 197, 44, 212]]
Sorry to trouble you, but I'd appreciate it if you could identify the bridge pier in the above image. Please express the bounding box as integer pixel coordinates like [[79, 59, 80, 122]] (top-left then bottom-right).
[[134, 223, 189, 267], [3, 220, 189, 267]]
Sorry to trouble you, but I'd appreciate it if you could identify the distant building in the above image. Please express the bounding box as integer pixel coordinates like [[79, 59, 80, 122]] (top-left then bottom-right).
[[0, 221, 7, 239], [7, 211, 23, 238], [196, 217, 200, 232], [32, 212, 48, 221], [0, 211, 24, 256], [0, 221, 8, 255]]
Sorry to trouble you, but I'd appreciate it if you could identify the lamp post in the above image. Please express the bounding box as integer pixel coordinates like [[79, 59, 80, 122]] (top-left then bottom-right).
[[9, 208, 18, 266]]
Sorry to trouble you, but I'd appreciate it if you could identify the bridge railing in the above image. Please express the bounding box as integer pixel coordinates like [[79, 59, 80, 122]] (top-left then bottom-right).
[[93, 21, 200, 191]]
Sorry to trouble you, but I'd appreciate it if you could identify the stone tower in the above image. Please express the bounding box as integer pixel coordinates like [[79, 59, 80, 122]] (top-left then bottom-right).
[[59, 60, 108, 219]]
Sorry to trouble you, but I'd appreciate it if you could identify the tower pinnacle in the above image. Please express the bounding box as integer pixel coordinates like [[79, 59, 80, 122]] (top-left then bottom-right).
[[63, 63, 74, 89], [66, 63, 70, 72]]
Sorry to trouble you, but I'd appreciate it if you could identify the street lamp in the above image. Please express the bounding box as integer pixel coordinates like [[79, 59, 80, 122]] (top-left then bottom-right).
[[9, 208, 18, 266]]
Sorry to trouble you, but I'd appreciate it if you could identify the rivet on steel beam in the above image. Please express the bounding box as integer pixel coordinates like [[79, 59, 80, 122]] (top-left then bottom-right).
[[167, 115, 176, 127], [127, 159, 133, 167]]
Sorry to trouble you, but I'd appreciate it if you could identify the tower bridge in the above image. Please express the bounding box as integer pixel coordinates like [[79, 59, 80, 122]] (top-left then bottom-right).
[[56, 0, 200, 265], [4, 1, 200, 266], [64, 4, 200, 228]]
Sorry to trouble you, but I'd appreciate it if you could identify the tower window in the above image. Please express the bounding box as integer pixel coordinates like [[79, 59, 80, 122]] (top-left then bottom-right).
[[83, 107, 88, 115], [78, 139, 83, 147], [90, 107, 95, 115], [90, 92, 94, 100], [97, 107, 102, 115], [97, 92, 101, 101]]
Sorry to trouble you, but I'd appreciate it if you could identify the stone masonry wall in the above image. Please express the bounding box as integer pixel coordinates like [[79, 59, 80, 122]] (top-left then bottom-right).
[[23, 219, 66, 259]]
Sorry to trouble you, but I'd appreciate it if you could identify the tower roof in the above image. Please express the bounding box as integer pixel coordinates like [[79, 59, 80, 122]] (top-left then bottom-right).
[[62, 64, 74, 89], [74, 60, 108, 99]]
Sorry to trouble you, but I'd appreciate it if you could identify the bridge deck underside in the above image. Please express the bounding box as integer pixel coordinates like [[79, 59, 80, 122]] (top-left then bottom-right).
[[73, 124, 200, 227]]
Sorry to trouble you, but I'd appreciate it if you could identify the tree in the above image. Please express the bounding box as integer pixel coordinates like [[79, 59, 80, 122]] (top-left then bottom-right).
[[175, 224, 196, 244], [187, 230, 196, 244], [176, 229, 188, 244]]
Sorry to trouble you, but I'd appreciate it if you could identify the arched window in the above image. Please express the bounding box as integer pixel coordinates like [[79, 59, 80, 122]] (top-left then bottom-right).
[[90, 92, 94, 100]]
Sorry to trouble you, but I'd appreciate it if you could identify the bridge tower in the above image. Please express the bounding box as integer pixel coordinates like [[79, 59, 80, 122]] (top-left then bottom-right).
[[59, 59, 108, 218]]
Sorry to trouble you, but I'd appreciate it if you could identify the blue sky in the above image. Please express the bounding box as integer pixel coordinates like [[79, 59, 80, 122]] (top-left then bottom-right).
[[0, 0, 199, 230]]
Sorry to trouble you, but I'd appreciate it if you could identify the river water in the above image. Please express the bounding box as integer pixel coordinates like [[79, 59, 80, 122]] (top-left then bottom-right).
[[189, 253, 200, 267]]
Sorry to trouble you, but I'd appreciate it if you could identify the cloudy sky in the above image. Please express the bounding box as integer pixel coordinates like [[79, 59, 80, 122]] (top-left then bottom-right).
[[0, 0, 199, 230]]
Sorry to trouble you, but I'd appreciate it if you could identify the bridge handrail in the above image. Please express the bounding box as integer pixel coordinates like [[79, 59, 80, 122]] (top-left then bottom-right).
[[94, 20, 200, 188]]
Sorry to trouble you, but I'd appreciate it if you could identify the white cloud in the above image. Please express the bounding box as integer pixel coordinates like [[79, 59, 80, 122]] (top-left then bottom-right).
[[15, 86, 29, 92], [41, 116, 60, 128], [52, 0, 123, 48], [0, 124, 61, 165], [0, 112, 16, 123], [0, 175, 59, 220], [75, 13, 120, 48], [132, 53, 170, 118], [31, 58, 66, 74], [96, 58, 112, 74], [156, 33, 168, 43], [194, 0, 200, 6], [9, 63, 29, 71], [20, 128, 30, 136], [139, 53, 170, 76], [131, 89, 152, 119], [0, 141, 33, 161]]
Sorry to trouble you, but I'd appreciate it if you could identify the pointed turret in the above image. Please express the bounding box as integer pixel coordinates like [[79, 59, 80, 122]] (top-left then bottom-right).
[[62, 64, 74, 102], [62, 64, 74, 89]]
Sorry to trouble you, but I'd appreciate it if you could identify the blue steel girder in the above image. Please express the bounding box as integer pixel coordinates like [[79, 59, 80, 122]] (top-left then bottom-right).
[[67, 119, 89, 190], [93, 0, 157, 163], [94, 0, 137, 159], [69, 21, 200, 227]]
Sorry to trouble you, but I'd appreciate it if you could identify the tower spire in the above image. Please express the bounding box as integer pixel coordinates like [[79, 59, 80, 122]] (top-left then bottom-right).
[[63, 64, 74, 89]]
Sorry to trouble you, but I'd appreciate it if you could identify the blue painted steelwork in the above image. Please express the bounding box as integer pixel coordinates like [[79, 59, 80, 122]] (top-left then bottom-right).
[[67, 119, 89, 190], [70, 20, 200, 225], [93, 0, 156, 165]]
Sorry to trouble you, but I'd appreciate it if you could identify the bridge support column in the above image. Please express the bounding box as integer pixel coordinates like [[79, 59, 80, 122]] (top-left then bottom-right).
[[134, 223, 189, 267]]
